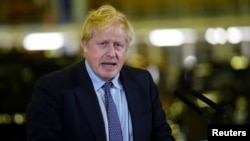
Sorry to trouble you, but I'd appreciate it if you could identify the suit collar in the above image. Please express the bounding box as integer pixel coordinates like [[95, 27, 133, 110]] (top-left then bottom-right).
[[74, 60, 107, 141], [119, 67, 143, 140], [73, 62, 145, 141]]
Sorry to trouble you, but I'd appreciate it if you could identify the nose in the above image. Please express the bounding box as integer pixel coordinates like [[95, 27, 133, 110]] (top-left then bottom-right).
[[106, 45, 116, 57]]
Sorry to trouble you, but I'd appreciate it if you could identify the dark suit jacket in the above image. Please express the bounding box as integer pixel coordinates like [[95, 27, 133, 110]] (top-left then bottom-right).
[[26, 60, 175, 141]]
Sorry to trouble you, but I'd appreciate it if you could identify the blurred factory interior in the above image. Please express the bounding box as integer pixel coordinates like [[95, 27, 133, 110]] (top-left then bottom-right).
[[0, 0, 250, 141]]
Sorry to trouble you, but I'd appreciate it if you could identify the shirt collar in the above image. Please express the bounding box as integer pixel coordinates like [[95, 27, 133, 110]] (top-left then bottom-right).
[[85, 60, 121, 91]]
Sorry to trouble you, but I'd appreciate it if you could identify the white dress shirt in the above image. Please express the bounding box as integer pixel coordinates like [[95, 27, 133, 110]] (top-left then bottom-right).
[[85, 60, 133, 141]]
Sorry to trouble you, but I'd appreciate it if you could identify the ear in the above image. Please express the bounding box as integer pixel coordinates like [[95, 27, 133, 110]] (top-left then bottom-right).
[[82, 40, 88, 53]]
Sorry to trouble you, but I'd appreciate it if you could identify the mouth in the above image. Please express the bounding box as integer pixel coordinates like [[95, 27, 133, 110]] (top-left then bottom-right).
[[101, 62, 117, 69]]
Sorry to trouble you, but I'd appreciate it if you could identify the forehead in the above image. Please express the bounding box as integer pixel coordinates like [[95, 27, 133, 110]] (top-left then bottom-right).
[[93, 27, 127, 41]]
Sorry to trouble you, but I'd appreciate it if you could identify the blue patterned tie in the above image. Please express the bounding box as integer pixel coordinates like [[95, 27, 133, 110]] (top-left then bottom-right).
[[102, 82, 123, 141]]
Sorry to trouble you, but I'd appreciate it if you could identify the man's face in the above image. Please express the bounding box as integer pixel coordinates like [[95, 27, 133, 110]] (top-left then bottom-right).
[[82, 27, 128, 81]]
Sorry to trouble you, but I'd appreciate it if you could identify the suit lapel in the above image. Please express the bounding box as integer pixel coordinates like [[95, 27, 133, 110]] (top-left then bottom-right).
[[73, 62, 146, 141], [120, 69, 143, 141], [74, 61, 106, 141]]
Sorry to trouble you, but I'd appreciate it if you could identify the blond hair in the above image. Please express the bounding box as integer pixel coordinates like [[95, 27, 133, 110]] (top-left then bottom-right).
[[80, 4, 134, 44]]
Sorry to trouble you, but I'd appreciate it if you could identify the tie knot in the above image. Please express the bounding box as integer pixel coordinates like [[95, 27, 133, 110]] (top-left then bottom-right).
[[102, 81, 113, 91]]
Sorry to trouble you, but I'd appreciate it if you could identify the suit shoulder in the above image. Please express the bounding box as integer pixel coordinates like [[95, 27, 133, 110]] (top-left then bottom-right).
[[39, 61, 84, 83], [122, 65, 148, 73], [122, 65, 152, 78]]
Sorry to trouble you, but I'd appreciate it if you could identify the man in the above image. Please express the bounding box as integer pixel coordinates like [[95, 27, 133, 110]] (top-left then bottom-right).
[[26, 4, 175, 141]]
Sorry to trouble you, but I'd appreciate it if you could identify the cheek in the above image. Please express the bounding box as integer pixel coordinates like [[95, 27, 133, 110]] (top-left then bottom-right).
[[85, 46, 100, 56], [118, 52, 128, 62]]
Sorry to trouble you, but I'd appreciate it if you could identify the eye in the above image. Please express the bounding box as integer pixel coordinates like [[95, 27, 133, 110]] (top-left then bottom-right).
[[114, 42, 124, 50], [101, 42, 107, 45], [99, 42, 108, 48]]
